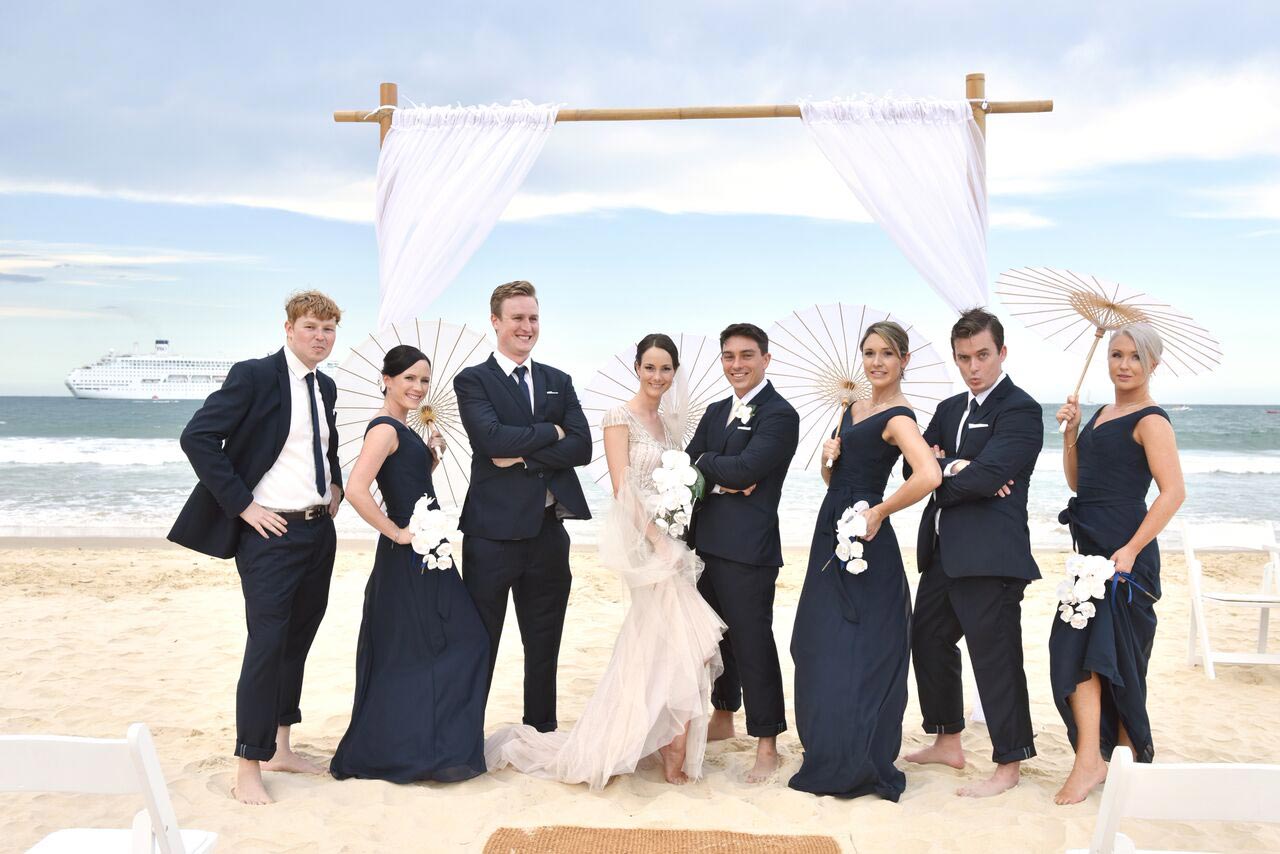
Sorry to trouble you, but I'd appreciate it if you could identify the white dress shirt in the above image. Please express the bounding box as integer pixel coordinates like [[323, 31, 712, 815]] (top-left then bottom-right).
[[935, 372, 1007, 534], [253, 346, 333, 510], [492, 350, 535, 413], [491, 350, 554, 507]]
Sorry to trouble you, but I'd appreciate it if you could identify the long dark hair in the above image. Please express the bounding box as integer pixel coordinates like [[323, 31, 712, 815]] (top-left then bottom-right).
[[634, 333, 680, 371], [381, 345, 431, 395]]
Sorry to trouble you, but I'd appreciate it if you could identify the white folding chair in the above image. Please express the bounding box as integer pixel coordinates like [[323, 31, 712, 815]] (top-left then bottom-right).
[[0, 723, 217, 854], [1068, 746, 1280, 854], [1182, 519, 1280, 679]]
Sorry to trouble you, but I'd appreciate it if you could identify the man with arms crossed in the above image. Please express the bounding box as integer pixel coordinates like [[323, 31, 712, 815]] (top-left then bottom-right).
[[904, 308, 1043, 797], [170, 291, 344, 804], [454, 281, 592, 732]]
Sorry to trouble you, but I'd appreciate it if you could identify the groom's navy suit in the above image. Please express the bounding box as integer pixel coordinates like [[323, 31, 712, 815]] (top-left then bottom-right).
[[687, 380, 799, 737], [904, 374, 1043, 763], [454, 354, 591, 731], [170, 347, 342, 760]]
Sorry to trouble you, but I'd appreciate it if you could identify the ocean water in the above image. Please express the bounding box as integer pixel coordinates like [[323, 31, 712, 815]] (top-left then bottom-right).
[[1, 396, 1277, 549]]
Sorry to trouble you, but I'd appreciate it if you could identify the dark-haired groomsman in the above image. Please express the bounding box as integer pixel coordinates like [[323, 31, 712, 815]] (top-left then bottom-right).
[[904, 308, 1043, 797], [687, 322, 800, 783]]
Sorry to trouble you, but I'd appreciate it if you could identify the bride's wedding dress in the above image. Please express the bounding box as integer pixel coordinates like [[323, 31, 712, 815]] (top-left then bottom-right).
[[484, 404, 725, 790]]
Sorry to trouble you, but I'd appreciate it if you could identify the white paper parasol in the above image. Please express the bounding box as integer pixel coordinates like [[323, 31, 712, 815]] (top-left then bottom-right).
[[995, 267, 1222, 431], [579, 333, 732, 485], [767, 303, 955, 471], [334, 318, 493, 511]]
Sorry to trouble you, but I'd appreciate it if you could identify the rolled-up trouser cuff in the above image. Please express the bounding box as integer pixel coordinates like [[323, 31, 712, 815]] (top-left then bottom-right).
[[923, 719, 966, 735], [278, 709, 302, 727], [746, 720, 787, 738], [524, 718, 557, 734], [993, 743, 1036, 764], [712, 697, 743, 713], [235, 740, 277, 762]]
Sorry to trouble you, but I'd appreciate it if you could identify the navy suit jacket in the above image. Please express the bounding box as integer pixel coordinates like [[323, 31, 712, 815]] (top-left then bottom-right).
[[168, 348, 342, 559], [454, 355, 591, 540], [686, 381, 799, 568], [905, 375, 1043, 581]]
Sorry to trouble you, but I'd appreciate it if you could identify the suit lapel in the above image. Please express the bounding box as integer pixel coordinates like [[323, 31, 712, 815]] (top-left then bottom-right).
[[273, 349, 291, 458], [487, 355, 534, 424], [711, 398, 734, 452], [532, 362, 548, 421], [944, 394, 967, 456]]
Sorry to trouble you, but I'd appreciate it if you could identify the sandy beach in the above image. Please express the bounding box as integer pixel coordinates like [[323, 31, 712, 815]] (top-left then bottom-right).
[[2, 540, 1278, 852]]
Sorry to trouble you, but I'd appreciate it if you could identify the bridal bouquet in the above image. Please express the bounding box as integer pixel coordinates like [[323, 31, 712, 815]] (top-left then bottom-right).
[[1056, 553, 1116, 629], [649, 450, 706, 540], [826, 501, 871, 574], [408, 494, 458, 573]]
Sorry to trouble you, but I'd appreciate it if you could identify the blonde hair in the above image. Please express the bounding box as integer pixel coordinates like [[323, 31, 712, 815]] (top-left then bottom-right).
[[490, 280, 538, 318], [1110, 323, 1163, 374], [285, 290, 342, 324]]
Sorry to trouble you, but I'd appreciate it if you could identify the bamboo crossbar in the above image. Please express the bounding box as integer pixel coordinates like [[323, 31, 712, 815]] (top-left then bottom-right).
[[333, 99, 1052, 125]]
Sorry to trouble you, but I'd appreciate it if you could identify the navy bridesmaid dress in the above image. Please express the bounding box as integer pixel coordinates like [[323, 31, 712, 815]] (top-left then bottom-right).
[[330, 416, 490, 783], [1051, 405, 1169, 764], [789, 405, 914, 800]]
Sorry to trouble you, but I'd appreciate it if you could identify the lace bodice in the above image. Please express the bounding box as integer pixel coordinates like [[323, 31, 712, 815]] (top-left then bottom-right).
[[602, 405, 680, 495]]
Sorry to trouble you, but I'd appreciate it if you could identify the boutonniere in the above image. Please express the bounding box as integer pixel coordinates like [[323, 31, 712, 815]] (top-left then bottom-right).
[[731, 400, 756, 424]]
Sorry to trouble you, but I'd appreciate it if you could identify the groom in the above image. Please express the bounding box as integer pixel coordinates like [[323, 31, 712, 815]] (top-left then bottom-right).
[[687, 322, 799, 782], [169, 290, 344, 805], [904, 307, 1043, 797], [454, 280, 592, 732]]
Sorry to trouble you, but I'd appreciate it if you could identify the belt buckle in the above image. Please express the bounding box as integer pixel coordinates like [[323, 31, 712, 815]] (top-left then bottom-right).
[[303, 506, 323, 521]]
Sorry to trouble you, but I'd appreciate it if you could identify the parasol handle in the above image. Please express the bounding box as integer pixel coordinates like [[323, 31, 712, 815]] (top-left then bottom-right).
[[825, 401, 853, 467], [1058, 326, 1107, 433]]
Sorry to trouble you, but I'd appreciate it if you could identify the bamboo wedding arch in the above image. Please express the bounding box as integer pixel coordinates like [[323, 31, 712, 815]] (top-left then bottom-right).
[[333, 73, 1052, 154]]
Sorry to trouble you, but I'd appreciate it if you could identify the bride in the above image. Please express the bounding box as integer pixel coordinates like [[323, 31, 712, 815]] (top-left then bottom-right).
[[485, 333, 726, 789]]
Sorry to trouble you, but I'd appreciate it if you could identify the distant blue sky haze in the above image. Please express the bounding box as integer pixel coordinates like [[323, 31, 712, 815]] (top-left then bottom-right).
[[2, 2, 1277, 402]]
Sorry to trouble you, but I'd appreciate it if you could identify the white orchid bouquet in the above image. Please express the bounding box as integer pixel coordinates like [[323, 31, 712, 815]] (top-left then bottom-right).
[[1056, 553, 1116, 629], [408, 494, 458, 574], [648, 450, 706, 541], [824, 500, 871, 574]]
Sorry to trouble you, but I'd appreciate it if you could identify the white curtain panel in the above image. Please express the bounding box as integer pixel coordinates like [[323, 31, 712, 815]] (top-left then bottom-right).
[[374, 102, 558, 328], [800, 97, 988, 312]]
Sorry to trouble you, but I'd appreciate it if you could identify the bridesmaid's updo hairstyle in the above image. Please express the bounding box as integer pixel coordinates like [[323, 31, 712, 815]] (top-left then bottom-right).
[[380, 345, 432, 396], [859, 321, 910, 361], [634, 333, 680, 372], [1110, 323, 1163, 375]]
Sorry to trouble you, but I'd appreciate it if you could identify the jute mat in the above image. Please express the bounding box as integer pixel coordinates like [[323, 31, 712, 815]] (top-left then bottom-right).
[[483, 826, 841, 853]]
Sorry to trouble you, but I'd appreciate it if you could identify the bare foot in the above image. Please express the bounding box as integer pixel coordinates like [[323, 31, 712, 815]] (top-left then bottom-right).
[[707, 710, 736, 742], [1054, 757, 1107, 805], [904, 735, 966, 770], [658, 744, 690, 785], [745, 738, 779, 784], [262, 747, 327, 775], [957, 761, 1020, 798], [233, 760, 273, 805]]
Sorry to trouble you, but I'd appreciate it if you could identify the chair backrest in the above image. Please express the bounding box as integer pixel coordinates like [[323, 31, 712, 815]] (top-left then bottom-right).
[[0, 723, 187, 854], [1182, 519, 1279, 565], [1091, 747, 1280, 852]]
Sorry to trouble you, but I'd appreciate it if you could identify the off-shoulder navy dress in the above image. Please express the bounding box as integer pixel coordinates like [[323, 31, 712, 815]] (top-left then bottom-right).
[[330, 416, 490, 783], [789, 405, 915, 800], [1051, 405, 1169, 763]]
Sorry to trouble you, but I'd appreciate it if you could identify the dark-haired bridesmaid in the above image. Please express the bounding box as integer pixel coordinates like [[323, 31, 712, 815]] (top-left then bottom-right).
[[330, 345, 490, 783], [1051, 323, 1184, 804]]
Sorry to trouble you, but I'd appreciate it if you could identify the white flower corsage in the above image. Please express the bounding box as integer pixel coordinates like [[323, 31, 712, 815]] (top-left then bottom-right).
[[731, 400, 756, 424]]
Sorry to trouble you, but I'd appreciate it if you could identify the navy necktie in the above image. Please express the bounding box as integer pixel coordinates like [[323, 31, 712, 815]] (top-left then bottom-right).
[[958, 397, 980, 454], [304, 372, 327, 500], [513, 365, 533, 417]]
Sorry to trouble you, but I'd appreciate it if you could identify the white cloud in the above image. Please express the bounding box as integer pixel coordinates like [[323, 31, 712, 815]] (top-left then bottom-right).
[[0, 306, 114, 319], [989, 208, 1054, 230], [0, 240, 256, 276], [1187, 180, 1280, 221]]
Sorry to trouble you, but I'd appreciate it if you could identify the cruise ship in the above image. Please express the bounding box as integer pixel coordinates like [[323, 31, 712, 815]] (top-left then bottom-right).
[[65, 340, 236, 400]]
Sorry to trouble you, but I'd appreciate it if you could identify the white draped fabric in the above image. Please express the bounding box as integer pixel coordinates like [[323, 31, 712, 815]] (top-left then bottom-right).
[[800, 98, 988, 312], [374, 102, 558, 328]]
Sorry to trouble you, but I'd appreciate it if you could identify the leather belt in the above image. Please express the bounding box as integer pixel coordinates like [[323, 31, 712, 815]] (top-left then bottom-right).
[[273, 505, 330, 521]]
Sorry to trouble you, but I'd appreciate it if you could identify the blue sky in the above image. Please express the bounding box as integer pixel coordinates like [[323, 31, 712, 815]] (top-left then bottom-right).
[[2, 1, 1278, 402]]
